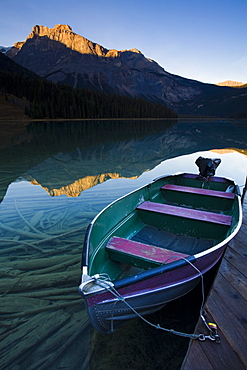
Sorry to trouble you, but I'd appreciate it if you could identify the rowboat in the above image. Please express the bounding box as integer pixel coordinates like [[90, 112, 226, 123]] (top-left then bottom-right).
[[79, 158, 242, 333]]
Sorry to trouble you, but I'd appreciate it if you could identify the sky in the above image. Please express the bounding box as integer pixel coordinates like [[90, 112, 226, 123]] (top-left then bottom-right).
[[1, 0, 246, 84]]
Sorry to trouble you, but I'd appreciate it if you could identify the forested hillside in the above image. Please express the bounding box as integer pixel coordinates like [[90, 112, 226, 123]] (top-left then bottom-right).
[[0, 53, 177, 119]]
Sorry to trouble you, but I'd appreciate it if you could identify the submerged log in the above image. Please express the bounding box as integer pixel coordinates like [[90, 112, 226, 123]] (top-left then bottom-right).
[[0, 254, 75, 271], [0, 268, 79, 294], [0, 221, 46, 240], [32, 256, 80, 275], [27, 311, 90, 370], [15, 286, 78, 298], [0, 295, 50, 313], [0, 299, 82, 318], [0, 181, 92, 368], [0, 310, 71, 368]]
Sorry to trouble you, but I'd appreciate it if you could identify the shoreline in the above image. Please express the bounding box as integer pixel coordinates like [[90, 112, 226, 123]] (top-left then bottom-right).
[[0, 117, 246, 122]]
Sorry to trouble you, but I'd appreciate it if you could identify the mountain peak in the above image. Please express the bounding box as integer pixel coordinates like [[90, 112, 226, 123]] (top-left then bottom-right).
[[29, 24, 73, 39], [12, 24, 108, 56], [12, 24, 143, 58], [217, 80, 244, 87]]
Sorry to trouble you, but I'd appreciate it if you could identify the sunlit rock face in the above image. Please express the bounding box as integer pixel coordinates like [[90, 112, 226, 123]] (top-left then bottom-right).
[[25, 24, 110, 56], [216, 81, 244, 87]]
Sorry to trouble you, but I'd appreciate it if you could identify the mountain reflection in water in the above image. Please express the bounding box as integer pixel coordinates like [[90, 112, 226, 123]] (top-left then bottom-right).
[[0, 119, 246, 369], [1, 119, 247, 199]]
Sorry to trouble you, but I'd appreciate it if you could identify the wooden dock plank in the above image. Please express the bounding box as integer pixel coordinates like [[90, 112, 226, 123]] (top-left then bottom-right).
[[228, 234, 247, 259], [224, 246, 247, 276], [219, 257, 247, 300], [205, 291, 247, 365], [183, 342, 214, 370], [184, 329, 246, 370], [213, 272, 247, 325], [182, 193, 247, 369]]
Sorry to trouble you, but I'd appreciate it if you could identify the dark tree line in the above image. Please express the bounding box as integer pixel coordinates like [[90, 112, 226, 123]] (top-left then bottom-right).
[[0, 53, 177, 119]]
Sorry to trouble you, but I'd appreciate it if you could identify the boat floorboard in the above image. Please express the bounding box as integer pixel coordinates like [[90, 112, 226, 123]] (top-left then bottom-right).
[[182, 194, 247, 370], [132, 226, 213, 255]]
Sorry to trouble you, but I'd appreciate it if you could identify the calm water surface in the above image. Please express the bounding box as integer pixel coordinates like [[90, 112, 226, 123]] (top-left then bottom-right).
[[0, 119, 247, 369]]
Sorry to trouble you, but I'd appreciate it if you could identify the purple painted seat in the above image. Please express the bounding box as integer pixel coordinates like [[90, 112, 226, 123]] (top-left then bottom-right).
[[162, 184, 235, 199], [106, 236, 189, 268], [137, 201, 232, 226]]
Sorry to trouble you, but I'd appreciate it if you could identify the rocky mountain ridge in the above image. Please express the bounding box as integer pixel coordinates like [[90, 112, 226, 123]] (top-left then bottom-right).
[[5, 24, 247, 117], [6, 25, 204, 111], [217, 80, 245, 87], [10, 24, 142, 58]]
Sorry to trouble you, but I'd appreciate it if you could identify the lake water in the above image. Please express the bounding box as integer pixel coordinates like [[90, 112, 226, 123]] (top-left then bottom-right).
[[0, 119, 247, 369]]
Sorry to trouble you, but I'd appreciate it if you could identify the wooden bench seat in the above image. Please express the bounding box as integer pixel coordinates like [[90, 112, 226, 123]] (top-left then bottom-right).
[[162, 184, 235, 199], [106, 236, 189, 269], [137, 201, 232, 226]]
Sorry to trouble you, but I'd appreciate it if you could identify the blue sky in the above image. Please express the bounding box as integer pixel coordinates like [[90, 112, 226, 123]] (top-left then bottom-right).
[[1, 0, 246, 84]]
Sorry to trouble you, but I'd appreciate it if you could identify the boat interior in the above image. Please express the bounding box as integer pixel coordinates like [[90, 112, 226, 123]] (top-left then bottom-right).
[[89, 174, 238, 278]]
